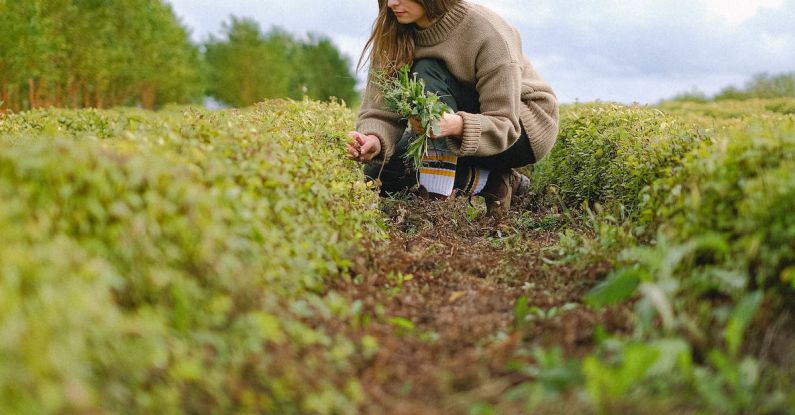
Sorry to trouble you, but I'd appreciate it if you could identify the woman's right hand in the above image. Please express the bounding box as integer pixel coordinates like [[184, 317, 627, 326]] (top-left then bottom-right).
[[346, 131, 381, 163]]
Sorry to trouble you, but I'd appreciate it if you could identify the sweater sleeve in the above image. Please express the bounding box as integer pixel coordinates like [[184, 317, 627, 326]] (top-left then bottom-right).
[[446, 62, 524, 157], [355, 74, 406, 163], [519, 79, 559, 160]]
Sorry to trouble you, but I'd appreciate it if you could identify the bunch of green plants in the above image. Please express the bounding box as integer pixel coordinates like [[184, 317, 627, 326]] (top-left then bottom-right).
[[378, 64, 450, 170], [530, 103, 705, 217], [0, 100, 381, 414]]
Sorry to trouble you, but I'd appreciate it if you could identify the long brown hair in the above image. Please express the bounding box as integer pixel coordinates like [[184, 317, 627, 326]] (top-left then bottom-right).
[[358, 0, 462, 77]]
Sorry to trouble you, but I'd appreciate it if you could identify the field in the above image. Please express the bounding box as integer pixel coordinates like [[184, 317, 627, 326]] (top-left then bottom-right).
[[1, 98, 793, 414]]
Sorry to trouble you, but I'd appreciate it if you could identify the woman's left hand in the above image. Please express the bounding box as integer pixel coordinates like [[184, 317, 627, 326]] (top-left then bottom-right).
[[409, 113, 464, 139], [429, 112, 464, 139]]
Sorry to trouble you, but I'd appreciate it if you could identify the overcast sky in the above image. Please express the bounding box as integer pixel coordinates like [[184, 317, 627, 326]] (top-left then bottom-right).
[[166, 0, 795, 104]]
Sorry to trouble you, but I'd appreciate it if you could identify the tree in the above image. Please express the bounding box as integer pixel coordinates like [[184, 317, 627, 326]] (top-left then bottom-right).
[[204, 18, 293, 107], [290, 34, 358, 106], [745, 72, 795, 99], [204, 18, 359, 108], [715, 72, 795, 101], [0, 0, 203, 111]]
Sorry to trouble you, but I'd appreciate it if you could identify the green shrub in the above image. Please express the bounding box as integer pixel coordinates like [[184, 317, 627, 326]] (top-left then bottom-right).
[[531, 103, 704, 215], [587, 112, 795, 414], [658, 98, 795, 128], [0, 100, 379, 414], [522, 101, 795, 414], [583, 110, 795, 351], [642, 115, 795, 288]]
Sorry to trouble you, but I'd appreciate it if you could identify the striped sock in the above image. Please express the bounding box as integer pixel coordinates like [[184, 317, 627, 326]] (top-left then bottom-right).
[[467, 167, 490, 194], [419, 149, 457, 196]]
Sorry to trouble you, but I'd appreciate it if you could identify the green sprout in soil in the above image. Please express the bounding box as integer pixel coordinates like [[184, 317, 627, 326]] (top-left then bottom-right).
[[378, 64, 451, 170]]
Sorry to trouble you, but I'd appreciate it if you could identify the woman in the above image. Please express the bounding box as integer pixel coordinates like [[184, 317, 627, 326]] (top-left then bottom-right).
[[347, 0, 558, 218]]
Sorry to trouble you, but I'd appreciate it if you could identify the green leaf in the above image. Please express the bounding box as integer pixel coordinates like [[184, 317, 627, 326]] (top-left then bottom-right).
[[585, 268, 644, 308], [583, 344, 660, 405], [251, 312, 286, 343], [514, 295, 529, 326], [388, 316, 415, 331], [725, 290, 764, 357]]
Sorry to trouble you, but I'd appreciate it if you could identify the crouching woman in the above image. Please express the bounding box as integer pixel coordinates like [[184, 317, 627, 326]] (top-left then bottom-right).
[[347, 0, 558, 217]]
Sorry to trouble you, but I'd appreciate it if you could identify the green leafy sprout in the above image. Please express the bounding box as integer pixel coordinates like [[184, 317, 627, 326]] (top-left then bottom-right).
[[378, 64, 451, 170]]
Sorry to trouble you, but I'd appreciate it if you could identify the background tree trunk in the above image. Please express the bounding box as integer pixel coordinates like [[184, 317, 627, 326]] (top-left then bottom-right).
[[28, 78, 36, 109], [12, 84, 20, 112], [0, 82, 8, 112], [140, 81, 157, 110]]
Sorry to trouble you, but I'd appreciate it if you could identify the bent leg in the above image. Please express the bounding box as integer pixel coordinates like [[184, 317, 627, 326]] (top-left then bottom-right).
[[411, 59, 480, 114], [407, 59, 537, 196], [411, 59, 481, 196]]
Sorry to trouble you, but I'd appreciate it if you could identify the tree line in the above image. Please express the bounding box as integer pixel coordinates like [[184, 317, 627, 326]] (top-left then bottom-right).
[[669, 72, 795, 103], [0, 0, 358, 112]]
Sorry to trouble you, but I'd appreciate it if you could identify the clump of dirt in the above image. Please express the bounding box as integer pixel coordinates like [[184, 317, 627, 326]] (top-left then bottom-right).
[[330, 194, 634, 414]]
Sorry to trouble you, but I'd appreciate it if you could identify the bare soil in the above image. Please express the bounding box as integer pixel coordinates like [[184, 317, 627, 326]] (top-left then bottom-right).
[[332, 194, 635, 414]]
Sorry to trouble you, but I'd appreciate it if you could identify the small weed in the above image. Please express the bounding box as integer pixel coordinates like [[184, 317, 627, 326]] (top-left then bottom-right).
[[399, 382, 414, 397], [515, 296, 578, 329], [388, 316, 416, 336], [515, 212, 563, 231]]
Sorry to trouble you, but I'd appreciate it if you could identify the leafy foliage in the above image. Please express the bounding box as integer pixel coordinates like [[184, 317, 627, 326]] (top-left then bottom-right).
[[666, 72, 795, 102], [0, 100, 380, 413], [530, 103, 704, 215], [290, 34, 359, 105], [0, 4, 358, 112], [642, 114, 795, 287], [204, 18, 293, 107], [715, 72, 795, 101], [520, 99, 795, 414]]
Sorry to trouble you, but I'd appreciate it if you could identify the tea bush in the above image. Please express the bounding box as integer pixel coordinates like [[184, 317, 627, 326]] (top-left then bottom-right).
[[530, 103, 704, 215], [520, 100, 795, 414], [642, 115, 795, 289], [0, 100, 380, 414], [654, 99, 795, 140], [601, 117, 795, 413]]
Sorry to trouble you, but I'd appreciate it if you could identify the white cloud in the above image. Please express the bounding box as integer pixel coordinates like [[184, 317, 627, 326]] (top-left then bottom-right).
[[511, 0, 795, 101], [701, 0, 785, 23], [760, 32, 795, 55], [469, 0, 534, 24]]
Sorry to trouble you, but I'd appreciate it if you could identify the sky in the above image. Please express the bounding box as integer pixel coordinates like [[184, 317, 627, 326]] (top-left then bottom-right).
[[166, 0, 795, 104]]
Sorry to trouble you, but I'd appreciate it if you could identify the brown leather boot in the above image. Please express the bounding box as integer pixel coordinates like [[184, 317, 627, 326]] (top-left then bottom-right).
[[481, 169, 530, 218]]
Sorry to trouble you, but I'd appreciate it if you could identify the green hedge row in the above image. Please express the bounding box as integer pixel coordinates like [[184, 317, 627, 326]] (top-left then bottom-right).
[[641, 115, 795, 290], [526, 100, 795, 413], [530, 103, 704, 214], [0, 100, 379, 414], [530, 101, 794, 293]]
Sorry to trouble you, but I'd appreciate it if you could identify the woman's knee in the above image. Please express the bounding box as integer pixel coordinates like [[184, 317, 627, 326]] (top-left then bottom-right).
[[411, 58, 465, 110], [411, 59, 451, 88]]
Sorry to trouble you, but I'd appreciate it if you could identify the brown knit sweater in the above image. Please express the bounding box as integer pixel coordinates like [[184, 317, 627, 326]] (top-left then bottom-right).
[[356, 0, 559, 164]]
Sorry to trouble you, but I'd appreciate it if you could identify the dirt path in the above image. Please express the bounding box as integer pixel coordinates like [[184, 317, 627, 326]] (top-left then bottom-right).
[[333, 196, 634, 414]]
